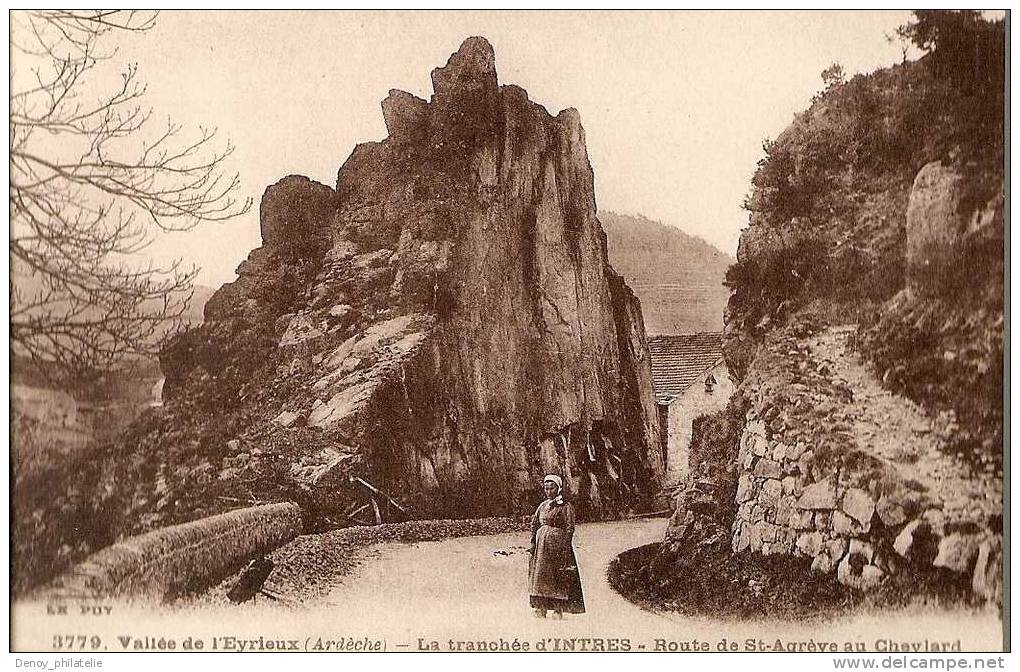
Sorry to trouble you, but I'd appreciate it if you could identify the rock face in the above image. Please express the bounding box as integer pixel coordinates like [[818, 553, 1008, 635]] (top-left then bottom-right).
[[688, 30, 1004, 613], [904, 161, 996, 297], [163, 37, 662, 520]]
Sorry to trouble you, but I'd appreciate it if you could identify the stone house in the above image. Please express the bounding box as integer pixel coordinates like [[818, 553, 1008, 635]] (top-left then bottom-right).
[[648, 333, 734, 485]]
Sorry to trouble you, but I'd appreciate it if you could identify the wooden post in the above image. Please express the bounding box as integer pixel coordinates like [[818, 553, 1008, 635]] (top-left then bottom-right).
[[346, 503, 371, 521], [371, 497, 382, 525], [351, 476, 409, 516]]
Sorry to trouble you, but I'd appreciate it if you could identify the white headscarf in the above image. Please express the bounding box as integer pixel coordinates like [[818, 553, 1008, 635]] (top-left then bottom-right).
[[543, 474, 564, 505]]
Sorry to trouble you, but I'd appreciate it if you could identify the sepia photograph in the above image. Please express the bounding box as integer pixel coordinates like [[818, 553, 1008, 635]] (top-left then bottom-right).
[[8, 9, 1008, 657]]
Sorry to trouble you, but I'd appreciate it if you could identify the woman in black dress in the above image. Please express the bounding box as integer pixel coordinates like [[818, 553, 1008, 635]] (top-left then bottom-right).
[[527, 474, 585, 618]]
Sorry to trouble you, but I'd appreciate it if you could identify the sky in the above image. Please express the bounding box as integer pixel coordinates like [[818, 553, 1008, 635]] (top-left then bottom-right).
[[19, 10, 921, 287]]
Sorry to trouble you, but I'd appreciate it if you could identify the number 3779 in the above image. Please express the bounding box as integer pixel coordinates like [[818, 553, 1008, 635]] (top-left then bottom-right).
[[52, 634, 102, 650]]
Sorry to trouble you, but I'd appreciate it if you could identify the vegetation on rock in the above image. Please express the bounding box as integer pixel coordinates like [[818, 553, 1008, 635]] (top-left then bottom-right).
[[726, 11, 1003, 470]]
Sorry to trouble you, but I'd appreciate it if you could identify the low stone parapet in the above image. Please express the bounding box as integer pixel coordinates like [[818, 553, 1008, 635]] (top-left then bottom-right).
[[44, 502, 302, 601]]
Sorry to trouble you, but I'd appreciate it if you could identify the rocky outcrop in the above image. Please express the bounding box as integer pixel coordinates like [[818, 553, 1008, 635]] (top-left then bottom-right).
[[160, 36, 662, 521], [861, 157, 1004, 478], [652, 23, 1005, 617]]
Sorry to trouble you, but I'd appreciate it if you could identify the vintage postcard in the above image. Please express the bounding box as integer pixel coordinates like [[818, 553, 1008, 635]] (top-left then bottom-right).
[[8, 9, 1007, 656]]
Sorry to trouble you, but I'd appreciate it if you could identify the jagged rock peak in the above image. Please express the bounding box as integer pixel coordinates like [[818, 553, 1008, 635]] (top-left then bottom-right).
[[431, 36, 498, 98], [381, 89, 429, 136], [258, 175, 337, 255], [163, 34, 661, 524]]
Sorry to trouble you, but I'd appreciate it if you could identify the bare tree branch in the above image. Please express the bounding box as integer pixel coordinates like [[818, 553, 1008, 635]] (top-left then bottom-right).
[[10, 10, 253, 383]]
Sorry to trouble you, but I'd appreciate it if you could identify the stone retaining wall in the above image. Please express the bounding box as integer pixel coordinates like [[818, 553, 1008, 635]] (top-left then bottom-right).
[[732, 414, 1001, 601]]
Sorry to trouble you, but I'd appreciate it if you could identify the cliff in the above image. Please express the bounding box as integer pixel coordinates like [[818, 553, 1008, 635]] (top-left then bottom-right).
[[15, 37, 663, 594]]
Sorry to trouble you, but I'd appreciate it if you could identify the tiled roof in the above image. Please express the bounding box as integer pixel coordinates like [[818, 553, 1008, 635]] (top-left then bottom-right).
[[648, 333, 724, 400]]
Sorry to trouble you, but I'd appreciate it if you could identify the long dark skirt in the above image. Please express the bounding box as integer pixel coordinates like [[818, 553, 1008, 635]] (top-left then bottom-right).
[[528, 527, 585, 614]]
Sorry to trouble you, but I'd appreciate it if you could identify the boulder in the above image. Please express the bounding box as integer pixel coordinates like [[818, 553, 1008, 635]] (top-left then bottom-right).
[[754, 459, 782, 479], [972, 537, 1002, 602], [774, 496, 795, 526], [831, 510, 853, 535], [858, 565, 885, 590], [848, 539, 874, 563], [328, 304, 353, 319], [933, 533, 981, 573], [743, 452, 757, 470], [893, 519, 939, 564], [807, 537, 848, 576], [796, 531, 825, 557], [837, 549, 885, 590], [760, 479, 783, 505], [785, 441, 807, 462], [781, 476, 801, 496], [791, 509, 815, 530], [746, 523, 765, 551], [811, 553, 836, 573], [905, 161, 967, 295], [273, 410, 304, 428], [738, 432, 751, 465], [736, 474, 755, 503], [876, 494, 908, 526], [826, 538, 848, 562]]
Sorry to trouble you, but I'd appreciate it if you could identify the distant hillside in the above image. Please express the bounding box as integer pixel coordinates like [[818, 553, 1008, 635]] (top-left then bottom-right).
[[601, 212, 733, 334], [186, 284, 217, 325], [12, 283, 216, 479]]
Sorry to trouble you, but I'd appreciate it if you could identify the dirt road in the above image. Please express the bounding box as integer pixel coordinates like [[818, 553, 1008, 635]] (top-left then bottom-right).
[[12, 514, 1002, 650], [808, 327, 1001, 524], [302, 516, 1000, 649], [316, 517, 673, 643]]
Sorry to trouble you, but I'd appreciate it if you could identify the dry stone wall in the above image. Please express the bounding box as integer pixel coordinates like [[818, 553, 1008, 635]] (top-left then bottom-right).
[[730, 323, 1001, 602], [734, 417, 887, 589]]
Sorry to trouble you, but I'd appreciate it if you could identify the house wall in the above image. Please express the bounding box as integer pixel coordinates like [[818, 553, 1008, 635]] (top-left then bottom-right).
[[663, 360, 733, 484]]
